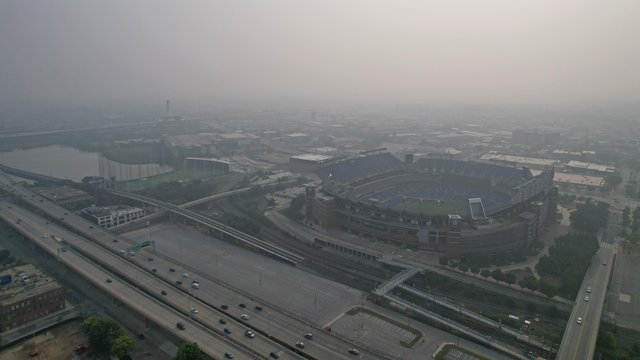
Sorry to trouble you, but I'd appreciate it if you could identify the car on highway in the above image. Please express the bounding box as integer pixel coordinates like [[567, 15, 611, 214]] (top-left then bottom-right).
[[348, 348, 360, 355], [577, 317, 583, 324], [182, 272, 189, 278], [191, 280, 200, 289], [191, 308, 199, 314], [304, 333, 313, 340], [137, 334, 146, 340], [239, 303, 246, 308], [603, 262, 607, 266], [245, 330, 255, 338], [224, 328, 232, 334], [152, 268, 157, 272], [176, 322, 186, 330], [224, 352, 234, 359], [176, 280, 182, 285], [241, 314, 249, 320], [219, 318, 227, 324], [169, 268, 175, 272], [584, 296, 590, 302], [161, 290, 167, 296], [587, 287, 592, 293], [148, 257, 153, 261], [255, 305, 263, 311], [296, 341, 305, 349], [221, 304, 229, 310], [269, 351, 280, 358]]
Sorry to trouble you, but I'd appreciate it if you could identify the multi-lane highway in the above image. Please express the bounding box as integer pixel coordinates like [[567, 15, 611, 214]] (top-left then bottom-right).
[[556, 210, 619, 360], [0, 202, 256, 360], [0, 175, 386, 360]]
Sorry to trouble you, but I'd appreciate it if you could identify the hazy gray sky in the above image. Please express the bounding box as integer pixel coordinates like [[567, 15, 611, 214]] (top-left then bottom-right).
[[1, 1, 639, 105]]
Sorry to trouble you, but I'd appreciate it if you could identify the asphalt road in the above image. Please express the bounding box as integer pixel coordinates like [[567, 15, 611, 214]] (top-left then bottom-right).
[[0, 177, 386, 360], [556, 244, 616, 359], [0, 203, 254, 360]]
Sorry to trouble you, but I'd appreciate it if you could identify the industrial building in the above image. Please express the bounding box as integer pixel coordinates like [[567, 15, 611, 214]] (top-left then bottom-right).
[[81, 205, 146, 228], [0, 265, 66, 332]]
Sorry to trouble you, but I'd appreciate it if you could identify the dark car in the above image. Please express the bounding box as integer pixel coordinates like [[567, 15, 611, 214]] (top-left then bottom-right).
[[113, 239, 118, 243], [219, 318, 227, 324], [221, 304, 229, 310], [224, 328, 232, 334], [239, 303, 246, 308], [148, 257, 153, 262], [137, 333, 146, 340], [269, 352, 280, 359], [106, 278, 112, 283], [224, 353, 234, 359], [176, 280, 182, 285], [176, 322, 185, 330], [152, 268, 157, 272], [161, 290, 167, 295], [169, 268, 176, 272], [255, 305, 263, 311]]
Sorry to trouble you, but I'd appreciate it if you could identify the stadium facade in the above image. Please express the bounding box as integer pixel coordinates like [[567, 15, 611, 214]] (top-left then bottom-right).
[[307, 152, 557, 258]]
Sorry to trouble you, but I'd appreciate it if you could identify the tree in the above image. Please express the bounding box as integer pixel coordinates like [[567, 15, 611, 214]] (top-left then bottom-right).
[[570, 199, 609, 233], [111, 335, 136, 359], [0, 249, 10, 263], [604, 174, 623, 190], [480, 269, 491, 280], [470, 266, 480, 277], [597, 331, 616, 350], [504, 272, 517, 287], [82, 316, 123, 354], [538, 279, 557, 298], [622, 207, 631, 227], [458, 263, 469, 273], [174, 342, 208, 360], [439, 257, 449, 266], [518, 275, 539, 292], [491, 269, 504, 283]]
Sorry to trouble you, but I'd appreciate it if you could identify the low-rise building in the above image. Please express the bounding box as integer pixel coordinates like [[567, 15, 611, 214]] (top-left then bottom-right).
[[0, 265, 66, 332], [81, 205, 146, 228]]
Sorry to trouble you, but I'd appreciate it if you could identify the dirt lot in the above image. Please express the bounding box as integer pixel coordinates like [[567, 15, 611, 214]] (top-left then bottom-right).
[[0, 320, 92, 360]]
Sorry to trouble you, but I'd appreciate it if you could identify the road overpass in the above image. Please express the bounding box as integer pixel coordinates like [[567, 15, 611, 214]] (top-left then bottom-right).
[[556, 210, 619, 360], [0, 175, 388, 360], [110, 190, 304, 265]]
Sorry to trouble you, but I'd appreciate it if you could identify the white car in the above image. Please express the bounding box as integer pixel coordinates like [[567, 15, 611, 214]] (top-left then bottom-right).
[[584, 296, 590, 302], [586, 287, 592, 293], [191, 308, 199, 314], [241, 314, 249, 320], [577, 317, 583, 324], [182, 273, 189, 278]]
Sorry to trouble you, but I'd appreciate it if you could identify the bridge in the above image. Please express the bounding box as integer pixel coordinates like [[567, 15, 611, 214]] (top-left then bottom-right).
[[0, 163, 67, 184], [110, 190, 305, 265]]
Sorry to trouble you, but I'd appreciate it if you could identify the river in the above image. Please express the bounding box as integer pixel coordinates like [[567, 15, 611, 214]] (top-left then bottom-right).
[[0, 145, 172, 182]]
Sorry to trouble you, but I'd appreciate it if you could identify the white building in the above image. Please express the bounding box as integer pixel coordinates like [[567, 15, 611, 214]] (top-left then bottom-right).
[[81, 205, 146, 228]]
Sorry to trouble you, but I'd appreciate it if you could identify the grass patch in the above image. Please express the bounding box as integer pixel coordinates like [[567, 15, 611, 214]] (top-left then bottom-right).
[[346, 306, 422, 348], [434, 343, 491, 360]]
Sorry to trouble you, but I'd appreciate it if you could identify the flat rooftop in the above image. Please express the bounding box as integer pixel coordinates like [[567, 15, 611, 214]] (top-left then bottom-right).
[[31, 186, 91, 203], [566, 160, 614, 173], [554, 173, 605, 187], [480, 153, 559, 167], [0, 264, 62, 306]]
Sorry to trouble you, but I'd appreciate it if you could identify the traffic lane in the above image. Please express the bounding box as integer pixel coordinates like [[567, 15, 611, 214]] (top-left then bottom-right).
[[7, 186, 383, 359], [560, 246, 614, 359], [0, 207, 251, 360], [1, 205, 283, 359], [134, 250, 376, 360]]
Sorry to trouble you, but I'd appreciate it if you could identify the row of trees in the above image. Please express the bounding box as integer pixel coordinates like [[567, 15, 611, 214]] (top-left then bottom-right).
[[620, 206, 640, 244], [569, 198, 609, 233], [82, 316, 135, 358], [536, 232, 599, 298]]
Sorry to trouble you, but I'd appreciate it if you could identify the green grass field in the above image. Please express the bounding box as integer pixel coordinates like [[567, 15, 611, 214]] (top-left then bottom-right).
[[394, 199, 468, 216]]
